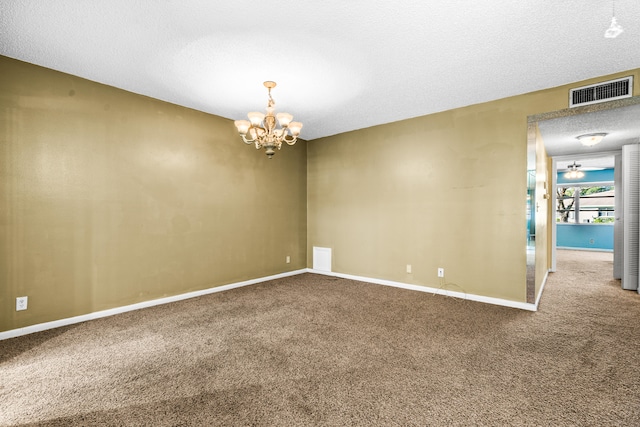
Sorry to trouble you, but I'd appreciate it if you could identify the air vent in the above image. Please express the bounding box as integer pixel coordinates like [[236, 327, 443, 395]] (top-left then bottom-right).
[[569, 76, 633, 108]]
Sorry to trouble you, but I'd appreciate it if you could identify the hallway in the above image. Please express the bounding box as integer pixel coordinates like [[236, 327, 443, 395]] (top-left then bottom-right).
[[544, 249, 627, 306]]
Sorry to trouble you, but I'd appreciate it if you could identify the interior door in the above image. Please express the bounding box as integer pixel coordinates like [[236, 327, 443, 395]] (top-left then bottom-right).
[[622, 144, 639, 290], [614, 153, 623, 279]]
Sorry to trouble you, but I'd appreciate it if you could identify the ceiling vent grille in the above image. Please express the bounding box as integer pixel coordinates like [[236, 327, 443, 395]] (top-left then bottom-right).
[[569, 76, 633, 108]]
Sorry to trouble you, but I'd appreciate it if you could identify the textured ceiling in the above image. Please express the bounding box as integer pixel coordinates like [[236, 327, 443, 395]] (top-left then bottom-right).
[[1, 0, 639, 141], [539, 102, 640, 170]]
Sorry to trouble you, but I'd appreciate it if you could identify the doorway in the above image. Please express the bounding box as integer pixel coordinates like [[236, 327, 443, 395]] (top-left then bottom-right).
[[526, 96, 640, 301]]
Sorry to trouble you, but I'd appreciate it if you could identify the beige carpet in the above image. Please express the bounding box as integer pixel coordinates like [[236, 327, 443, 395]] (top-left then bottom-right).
[[1, 250, 639, 426]]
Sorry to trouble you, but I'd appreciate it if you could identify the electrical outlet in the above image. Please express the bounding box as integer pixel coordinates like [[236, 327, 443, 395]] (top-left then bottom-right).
[[286, 255, 291, 264], [16, 296, 28, 311], [437, 268, 445, 278], [406, 264, 412, 274]]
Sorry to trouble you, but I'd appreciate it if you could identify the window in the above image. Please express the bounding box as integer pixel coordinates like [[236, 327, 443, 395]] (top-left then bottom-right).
[[556, 185, 615, 224]]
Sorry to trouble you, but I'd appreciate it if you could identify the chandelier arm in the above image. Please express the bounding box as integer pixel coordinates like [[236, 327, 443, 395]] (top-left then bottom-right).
[[282, 134, 298, 145], [240, 133, 257, 145]]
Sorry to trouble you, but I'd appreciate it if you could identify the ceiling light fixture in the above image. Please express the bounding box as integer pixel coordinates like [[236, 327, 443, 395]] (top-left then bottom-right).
[[576, 133, 607, 147], [604, 0, 624, 38], [565, 161, 585, 179], [234, 81, 303, 159]]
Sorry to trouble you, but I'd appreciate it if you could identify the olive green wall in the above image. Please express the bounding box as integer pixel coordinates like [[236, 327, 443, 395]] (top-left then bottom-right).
[[307, 69, 640, 303], [2, 54, 638, 334], [0, 56, 307, 333]]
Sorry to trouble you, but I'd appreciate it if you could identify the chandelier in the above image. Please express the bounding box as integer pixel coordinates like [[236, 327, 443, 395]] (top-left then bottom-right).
[[565, 161, 585, 179], [234, 81, 303, 158]]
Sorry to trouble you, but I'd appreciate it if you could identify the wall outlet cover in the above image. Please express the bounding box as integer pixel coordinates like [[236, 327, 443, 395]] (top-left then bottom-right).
[[16, 296, 28, 311]]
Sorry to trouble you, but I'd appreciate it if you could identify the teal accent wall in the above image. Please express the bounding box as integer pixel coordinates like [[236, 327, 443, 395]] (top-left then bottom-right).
[[557, 223, 614, 251], [556, 168, 614, 251]]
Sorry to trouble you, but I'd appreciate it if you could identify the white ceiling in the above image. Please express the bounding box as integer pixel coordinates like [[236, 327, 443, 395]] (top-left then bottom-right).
[[538, 103, 640, 170], [1, 0, 639, 141]]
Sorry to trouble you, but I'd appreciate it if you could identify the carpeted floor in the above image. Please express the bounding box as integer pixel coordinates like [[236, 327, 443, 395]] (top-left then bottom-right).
[[1, 250, 639, 426]]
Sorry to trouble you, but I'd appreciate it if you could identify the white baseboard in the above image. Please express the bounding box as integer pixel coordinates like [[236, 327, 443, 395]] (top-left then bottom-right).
[[306, 269, 539, 311], [534, 269, 550, 309], [556, 246, 613, 253], [0, 269, 307, 341], [2, 267, 541, 341]]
